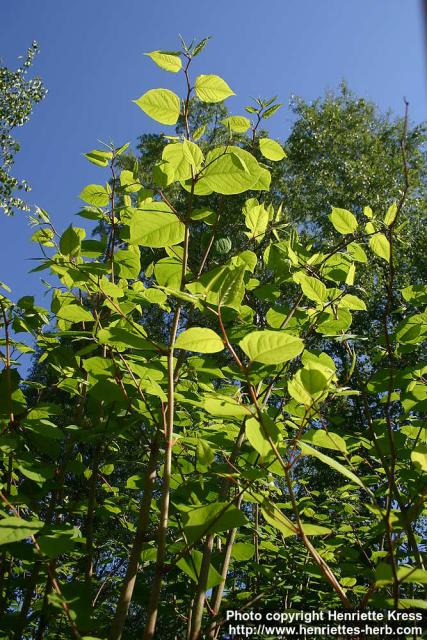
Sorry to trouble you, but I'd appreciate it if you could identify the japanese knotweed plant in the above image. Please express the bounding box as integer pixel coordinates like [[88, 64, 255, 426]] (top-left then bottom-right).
[[0, 37, 426, 640]]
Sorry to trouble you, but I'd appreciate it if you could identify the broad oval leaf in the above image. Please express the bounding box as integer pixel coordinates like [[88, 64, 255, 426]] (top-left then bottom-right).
[[128, 210, 185, 247], [239, 330, 304, 365], [79, 184, 109, 207], [293, 273, 327, 304], [134, 88, 180, 125], [195, 74, 235, 103], [245, 415, 280, 458], [175, 327, 224, 353], [259, 138, 286, 161], [329, 207, 358, 235], [0, 517, 44, 545], [222, 115, 251, 133], [369, 233, 390, 262], [145, 50, 182, 73], [202, 147, 261, 195]]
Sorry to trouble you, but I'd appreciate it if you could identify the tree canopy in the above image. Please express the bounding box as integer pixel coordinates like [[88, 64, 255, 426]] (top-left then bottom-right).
[[0, 37, 426, 640]]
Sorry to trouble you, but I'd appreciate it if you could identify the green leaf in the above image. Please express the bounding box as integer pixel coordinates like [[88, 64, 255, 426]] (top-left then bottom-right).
[[115, 248, 141, 280], [204, 395, 251, 417], [261, 502, 330, 538], [192, 36, 211, 57], [300, 367, 329, 396], [376, 563, 427, 586], [340, 294, 367, 311], [84, 149, 113, 167], [411, 445, 427, 473], [329, 207, 358, 234], [244, 203, 269, 242], [263, 103, 282, 119], [97, 327, 157, 351], [145, 50, 182, 73], [222, 116, 251, 133], [120, 170, 141, 192], [232, 542, 255, 561], [79, 184, 109, 207], [299, 442, 365, 488], [369, 233, 390, 262], [384, 202, 397, 226], [56, 305, 93, 324], [38, 528, 79, 558], [17, 459, 55, 483], [194, 75, 235, 103], [175, 327, 224, 353], [239, 330, 304, 365], [218, 266, 246, 308], [202, 147, 261, 195], [259, 138, 286, 161], [182, 139, 204, 170], [183, 502, 247, 542], [128, 210, 185, 247], [346, 241, 368, 263], [293, 273, 327, 304], [134, 89, 180, 125], [261, 501, 297, 537], [89, 380, 124, 403], [301, 429, 347, 453], [196, 440, 214, 470], [154, 256, 182, 288], [177, 550, 223, 589], [251, 166, 271, 192], [0, 517, 43, 545], [245, 415, 280, 458], [59, 226, 85, 256], [192, 124, 206, 141], [162, 143, 193, 182]]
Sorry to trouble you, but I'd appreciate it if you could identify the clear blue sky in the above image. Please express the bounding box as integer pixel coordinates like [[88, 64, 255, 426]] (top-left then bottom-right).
[[1, 0, 426, 305]]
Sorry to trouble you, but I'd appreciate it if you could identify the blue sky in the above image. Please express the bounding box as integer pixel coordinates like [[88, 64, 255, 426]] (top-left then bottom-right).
[[1, 0, 426, 306]]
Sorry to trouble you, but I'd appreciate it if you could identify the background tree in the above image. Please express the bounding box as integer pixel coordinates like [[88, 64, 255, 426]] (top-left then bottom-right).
[[0, 42, 47, 216]]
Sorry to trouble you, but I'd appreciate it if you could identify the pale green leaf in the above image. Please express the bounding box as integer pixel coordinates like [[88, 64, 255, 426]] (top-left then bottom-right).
[[84, 149, 113, 167], [128, 210, 185, 247], [134, 88, 180, 125], [202, 147, 262, 195], [239, 330, 304, 365], [57, 305, 94, 324], [79, 184, 109, 207], [301, 429, 347, 453], [145, 50, 182, 73], [222, 116, 251, 133], [369, 233, 390, 262], [175, 327, 224, 353], [182, 139, 204, 170], [194, 74, 235, 103], [384, 202, 398, 226], [340, 294, 367, 311], [299, 442, 365, 488], [411, 445, 427, 473], [259, 138, 286, 161], [245, 415, 280, 458], [204, 395, 251, 417], [329, 207, 358, 235], [293, 273, 327, 304], [244, 203, 269, 242]]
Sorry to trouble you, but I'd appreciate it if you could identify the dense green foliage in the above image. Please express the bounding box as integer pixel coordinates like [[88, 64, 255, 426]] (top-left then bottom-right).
[[0, 42, 47, 216], [0, 38, 426, 640]]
